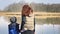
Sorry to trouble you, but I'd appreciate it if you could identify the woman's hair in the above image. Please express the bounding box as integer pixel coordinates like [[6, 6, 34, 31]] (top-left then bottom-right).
[[22, 5, 33, 16]]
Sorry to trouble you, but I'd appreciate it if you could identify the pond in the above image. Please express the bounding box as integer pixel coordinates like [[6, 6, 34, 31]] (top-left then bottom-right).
[[36, 24, 60, 34], [0, 16, 60, 34]]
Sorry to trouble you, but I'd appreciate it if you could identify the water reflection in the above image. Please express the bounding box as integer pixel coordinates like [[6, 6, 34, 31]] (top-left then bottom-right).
[[0, 16, 60, 34], [0, 16, 9, 34], [36, 24, 60, 34]]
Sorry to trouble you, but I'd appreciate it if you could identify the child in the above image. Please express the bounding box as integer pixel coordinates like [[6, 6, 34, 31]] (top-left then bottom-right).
[[8, 17, 20, 34]]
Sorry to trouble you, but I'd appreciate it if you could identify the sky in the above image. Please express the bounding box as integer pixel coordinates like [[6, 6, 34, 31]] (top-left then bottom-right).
[[0, 0, 60, 10]]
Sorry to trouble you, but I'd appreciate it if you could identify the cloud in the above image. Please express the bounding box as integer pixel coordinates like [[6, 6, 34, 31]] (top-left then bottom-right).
[[0, 0, 3, 2], [15, 0, 21, 3]]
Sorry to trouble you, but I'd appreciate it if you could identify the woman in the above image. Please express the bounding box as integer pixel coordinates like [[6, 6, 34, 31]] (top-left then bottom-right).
[[20, 5, 35, 34]]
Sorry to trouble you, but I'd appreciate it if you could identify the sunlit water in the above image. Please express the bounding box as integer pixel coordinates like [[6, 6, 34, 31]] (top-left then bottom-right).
[[0, 16, 60, 34], [36, 24, 60, 34]]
